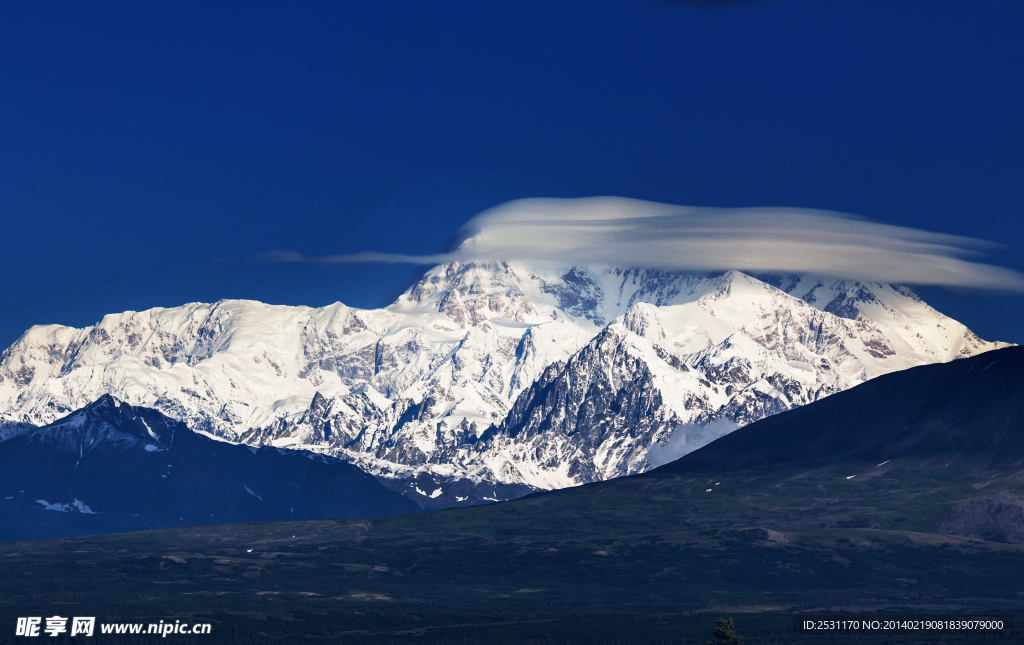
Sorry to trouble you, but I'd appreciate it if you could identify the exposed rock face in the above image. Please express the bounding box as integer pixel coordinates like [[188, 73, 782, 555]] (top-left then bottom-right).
[[0, 420, 34, 443], [469, 328, 678, 487], [654, 345, 1024, 475], [0, 261, 1008, 503]]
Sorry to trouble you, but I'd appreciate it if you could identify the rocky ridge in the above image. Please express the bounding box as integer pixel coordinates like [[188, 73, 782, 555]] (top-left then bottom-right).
[[0, 262, 1007, 504]]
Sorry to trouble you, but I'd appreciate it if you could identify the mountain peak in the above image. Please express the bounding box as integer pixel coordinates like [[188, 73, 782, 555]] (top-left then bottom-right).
[[87, 393, 120, 411], [391, 261, 544, 327], [0, 261, 1010, 499], [0, 399, 419, 541], [29, 394, 177, 454]]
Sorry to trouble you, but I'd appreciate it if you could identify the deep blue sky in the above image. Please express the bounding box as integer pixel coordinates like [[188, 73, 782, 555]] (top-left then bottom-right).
[[2, 0, 1023, 349]]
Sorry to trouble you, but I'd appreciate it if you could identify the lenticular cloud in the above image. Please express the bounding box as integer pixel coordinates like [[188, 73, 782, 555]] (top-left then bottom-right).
[[268, 197, 1024, 291]]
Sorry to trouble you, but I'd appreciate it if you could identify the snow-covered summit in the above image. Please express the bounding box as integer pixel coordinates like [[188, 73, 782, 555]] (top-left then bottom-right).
[[0, 262, 1008, 497]]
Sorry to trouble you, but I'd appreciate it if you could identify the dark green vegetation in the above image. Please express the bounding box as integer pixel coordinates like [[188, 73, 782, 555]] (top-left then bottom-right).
[[1, 460, 1022, 644], [2, 347, 1022, 643], [703, 618, 744, 645]]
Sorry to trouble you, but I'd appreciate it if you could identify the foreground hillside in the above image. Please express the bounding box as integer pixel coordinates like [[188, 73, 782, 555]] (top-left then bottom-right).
[[2, 348, 1023, 643], [0, 396, 417, 541], [1, 462, 1020, 644]]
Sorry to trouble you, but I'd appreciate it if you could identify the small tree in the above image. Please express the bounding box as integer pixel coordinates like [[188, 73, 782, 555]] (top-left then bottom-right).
[[702, 617, 744, 645]]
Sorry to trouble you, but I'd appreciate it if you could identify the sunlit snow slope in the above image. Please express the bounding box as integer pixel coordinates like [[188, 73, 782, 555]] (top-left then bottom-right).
[[0, 262, 1007, 497]]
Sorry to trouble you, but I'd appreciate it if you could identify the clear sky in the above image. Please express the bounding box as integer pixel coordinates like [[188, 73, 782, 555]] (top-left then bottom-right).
[[3, 0, 1022, 349]]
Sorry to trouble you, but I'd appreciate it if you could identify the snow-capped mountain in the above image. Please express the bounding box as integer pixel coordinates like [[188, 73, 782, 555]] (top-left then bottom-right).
[[0, 262, 1007, 503], [455, 276, 956, 488]]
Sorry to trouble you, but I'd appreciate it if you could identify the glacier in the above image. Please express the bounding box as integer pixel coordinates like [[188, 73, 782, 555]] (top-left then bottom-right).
[[0, 262, 1008, 503]]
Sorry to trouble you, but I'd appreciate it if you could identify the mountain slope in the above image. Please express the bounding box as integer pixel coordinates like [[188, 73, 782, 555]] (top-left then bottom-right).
[[0, 262, 1007, 499], [5, 348, 1024, 643], [0, 396, 418, 541], [443, 270, 1009, 488], [655, 344, 1024, 475]]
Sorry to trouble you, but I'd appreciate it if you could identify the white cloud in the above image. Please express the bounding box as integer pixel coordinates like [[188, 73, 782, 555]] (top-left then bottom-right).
[[263, 196, 1024, 291]]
